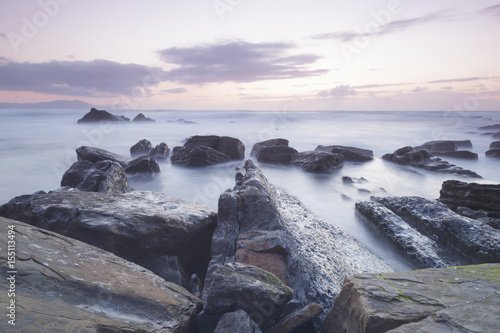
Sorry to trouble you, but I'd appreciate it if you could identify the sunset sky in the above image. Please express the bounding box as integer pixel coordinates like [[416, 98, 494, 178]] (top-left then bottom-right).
[[0, 0, 499, 111]]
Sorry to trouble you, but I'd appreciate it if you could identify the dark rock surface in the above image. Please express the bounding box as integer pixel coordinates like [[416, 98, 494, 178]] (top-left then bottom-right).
[[149, 142, 171, 161], [0, 217, 203, 333], [203, 160, 392, 330], [61, 160, 131, 194], [125, 156, 161, 177], [478, 123, 500, 131], [256, 145, 298, 164], [199, 262, 293, 332], [439, 180, 500, 217], [290, 151, 344, 172], [490, 140, 500, 149], [76, 146, 129, 168], [132, 113, 156, 122], [433, 150, 478, 159], [171, 146, 232, 167], [130, 139, 153, 158], [315, 145, 373, 162], [322, 264, 500, 333], [184, 135, 245, 160], [486, 148, 500, 158], [382, 146, 482, 178], [267, 303, 323, 333], [250, 138, 290, 156], [213, 310, 262, 333], [76, 107, 130, 123], [0, 189, 217, 286], [415, 140, 472, 153]]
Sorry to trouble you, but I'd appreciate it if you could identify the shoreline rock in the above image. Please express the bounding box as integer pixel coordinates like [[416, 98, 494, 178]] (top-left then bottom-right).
[[76, 107, 130, 124], [315, 145, 373, 162], [76, 146, 130, 168]]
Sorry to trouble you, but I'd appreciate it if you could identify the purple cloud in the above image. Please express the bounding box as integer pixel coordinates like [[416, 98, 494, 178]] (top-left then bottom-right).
[[480, 4, 500, 17], [162, 88, 187, 94], [318, 85, 357, 98], [158, 41, 328, 84]]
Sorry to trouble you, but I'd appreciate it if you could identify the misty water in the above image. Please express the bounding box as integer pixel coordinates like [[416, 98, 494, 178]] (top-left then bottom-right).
[[1, 109, 499, 272]]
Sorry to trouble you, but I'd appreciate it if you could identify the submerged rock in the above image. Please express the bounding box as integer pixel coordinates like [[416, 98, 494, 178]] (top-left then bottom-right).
[[76, 146, 129, 168], [149, 142, 171, 161], [322, 264, 500, 333], [61, 160, 131, 194], [132, 113, 156, 122], [486, 148, 500, 158], [76, 107, 130, 123], [490, 141, 500, 149], [478, 123, 500, 131], [0, 217, 202, 332], [315, 145, 373, 162], [415, 140, 472, 153], [125, 156, 161, 177], [250, 138, 290, 156], [184, 135, 245, 160], [290, 151, 344, 172], [171, 146, 232, 167], [256, 145, 298, 164], [0, 189, 217, 286], [433, 150, 478, 159], [130, 139, 153, 158]]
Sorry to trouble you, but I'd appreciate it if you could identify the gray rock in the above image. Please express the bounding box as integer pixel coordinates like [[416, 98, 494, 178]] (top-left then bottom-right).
[[490, 140, 500, 149], [415, 140, 472, 153], [322, 264, 500, 333], [132, 113, 156, 122], [250, 138, 290, 156], [256, 146, 298, 164], [433, 150, 478, 159], [214, 310, 262, 333], [125, 156, 161, 177], [148, 142, 171, 161], [76, 146, 130, 168], [61, 160, 131, 194], [0, 217, 202, 333], [315, 145, 373, 162], [439, 180, 500, 217], [486, 148, 500, 158], [142, 255, 189, 288], [0, 189, 217, 285], [184, 135, 245, 160], [267, 303, 323, 333], [130, 139, 153, 158], [478, 123, 500, 130], [290, 151, 344, 172], [171, 146, 232, 167], [77, 107, 130, 123]]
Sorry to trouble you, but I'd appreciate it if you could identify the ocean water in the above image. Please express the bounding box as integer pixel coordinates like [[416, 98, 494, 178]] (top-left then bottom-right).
[[1, 109, 499, 271]]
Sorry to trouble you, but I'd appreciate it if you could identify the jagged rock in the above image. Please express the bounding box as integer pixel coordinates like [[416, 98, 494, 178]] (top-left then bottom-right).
[[315, 145, 373, 162], [149, 142, 171, 161], [414, 140, 472, 153], [76, 146, 129, 168], [203, 160, 392, 330], [130, 139, 153, 158], [290, 151, 344, 172], [267, 303, 323, 333], [433, 150, 478, 159], [486, 148, 500, 158], [490, 141, 500, 149], [0, 189, 217, 286], [479, 123, 500, 130], [439, 180, 500, 217], [382, 146, 482, 178], [171, 146, 232, 167], [0, 217, 202, 332], [250, 138, 290, 156], [142, 255, 189, 288], [132, 113, 156, 122], [125, 156, 160, 177], [342, 176, 368, 184], [167, 118, 197, 124], [61, 160, 131, 194], [76, 107, 130, 123], [213, 310, 262, 333], [256, 146, 298, 164], [322, 264, 500, 333], [184, 135, 245, 160]]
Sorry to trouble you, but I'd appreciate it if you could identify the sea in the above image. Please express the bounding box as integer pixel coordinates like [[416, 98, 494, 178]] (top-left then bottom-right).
[[1, 109, 499, 271]]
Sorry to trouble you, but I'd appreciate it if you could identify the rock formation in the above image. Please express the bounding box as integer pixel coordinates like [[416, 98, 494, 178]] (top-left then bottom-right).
[[77, 108, 130, 123], [315, 145, 373, 162], [76, 146, 130, 168], [132, 113, 156, 122]]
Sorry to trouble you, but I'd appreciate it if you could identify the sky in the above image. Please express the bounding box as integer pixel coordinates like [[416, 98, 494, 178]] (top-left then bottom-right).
[[0, 0, 499, 111]]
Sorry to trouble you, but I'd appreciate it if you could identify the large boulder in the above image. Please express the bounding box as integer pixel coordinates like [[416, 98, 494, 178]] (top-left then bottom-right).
[[125, 156, 161, 177], [149, 142, 171, 161], [130, 139, 153, 158], [414, 140, 472, 153], [0, 189, 217, 286], [256, 146, 298, 164], [486, 148, 500, 158], [213, 310, 262, 333], [490, 141, 500, 149], [322, 264, 500, 333], [0, 217, 202, 333], [479, 123, 500, 130], [77, 107, 130, 123], [171, 146, 232, 167], [76, 146, 129, 168], [132, 113, 156, 122], [439, 180, 500, 217], [267, 303, 324, 333], [315, 145, 373, 162], [61, 160, 131, 194], [250, 138, 290, 156], [290, 151, 344, 172], [433, 150, 478, 159], [184, 135, 245, 160]]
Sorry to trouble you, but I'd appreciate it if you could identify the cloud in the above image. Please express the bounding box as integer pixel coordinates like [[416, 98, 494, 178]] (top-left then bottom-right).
[[162, 87, 187, 94], [412, 87, 428, 93], [158, 40, 327, 84], [427, 77, 483, 84], [0, 58, 166, 97], [318, 85, 357, 99], [479, 4, 500, 17]]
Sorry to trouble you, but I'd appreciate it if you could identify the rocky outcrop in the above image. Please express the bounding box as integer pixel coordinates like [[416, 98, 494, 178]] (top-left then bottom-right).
[[76, 146, 129, 168], [183, 135, 245, 160], [256, 146, 298, 164], [171, 135, 245, 166], [130, 139, 153, 158], [267, 303, 324, 333], [213, 310, 262, 333], [315, 145, 373, 162], [0, 217, 202, 332], [415, 140, 472, 153], [382, 146, 482, 178], [61, 160, 131, 194], [0, 189, 217, 286], [486, 149, 500, 158], [490, 141, 500, 149], [479, 123, 500, 131], [250, 138, 290, 156], [149, 142, 170, 161], [290, 151, 344, 172], [202, 160, 392, 331], [433, 150, 478, 159], [322, 264, 500, 333], [125, 156, 161, 177], [77, 107, 130, 123], [132, 113, 156, 122]]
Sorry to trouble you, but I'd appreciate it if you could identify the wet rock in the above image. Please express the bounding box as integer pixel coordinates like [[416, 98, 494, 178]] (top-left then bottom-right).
[[132, 113, 156, 122], [486, 148, 500, 158], [184, 135, 245, 160], [148, 142, 171, 161], [478, 123, 500, 131], [490, 141, 500, 149], [61, 160, 131, 194], [0, 217, 202, 332], [130, 139, 153, 158], [433, 150, 478, 159], [382, 146, 482, 178], [322, 264, 500, 333], [77, 107, 130, 123], [213, 310, 262, 333], [143, 255, 189, 288], [439, 180, 500, 216], [0, 189, 217, 285], [315, 145, 373, 162], [171, 146, 232, 167], [256, 145, 298, 164], [125, 156, 161, 177], [199, 262, 293, 332], [167, 118, 197, 124], [251, 138, 290, 156], [290, 151, 344, 172], [267, 303, 323, 333], [189, 274, 203, 298], [415, 140, 472, 153], [76, 146, 129, 168], [342, 176, 368, 184]]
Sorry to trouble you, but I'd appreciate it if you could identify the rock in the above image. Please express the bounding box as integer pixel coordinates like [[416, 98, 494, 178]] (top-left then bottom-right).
[[167, 118, 197, 124], [171, 146, 232, 167], [199, 262, 293, 332], [125, 156, 161, 177], [493, 132, 500, 139], [290, 151, 344, 172], [266, 303, 323, 333], [315, 145, 373, 162], [414, 140, 472, 153], [148, 142, 171, 161], [256, 146, 298, 164], [142, 255, 189, 288], [342, 176, 368, 184], [486, 148, 500, 158], [439, 180, 500, 216], [213, 310, 262, 333], [76, 107, 130, 123], [382, 146, 482, 178], [490, 141, 500, 149], [251, 138, 290, 156], [130, 139, 153, 158], [322, 264, 500, 333], [478, 123, 500, 130], [433, 150, 478, 159], [0, 217, 202, 332], [76, 146, 129, 168], [61, 160, 131, 194], [0, 189, 217, 286], [204, 160, 393, 330], [132, 113, 156, 122], [189, 274, 203, 298], [184, 135, 245, 160]]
